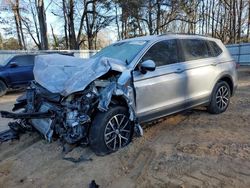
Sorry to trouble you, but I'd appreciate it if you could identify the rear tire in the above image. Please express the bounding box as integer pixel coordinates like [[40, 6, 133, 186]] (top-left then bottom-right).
[[0, 80, 7, 97], [207, 81, 231, 114], [89, 106, 133, 156]]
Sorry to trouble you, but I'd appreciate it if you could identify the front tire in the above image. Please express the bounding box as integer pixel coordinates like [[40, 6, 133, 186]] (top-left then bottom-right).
[[89, 106, 133, 156], [207, 81, 231, 114], [0, 80, 7, 97]]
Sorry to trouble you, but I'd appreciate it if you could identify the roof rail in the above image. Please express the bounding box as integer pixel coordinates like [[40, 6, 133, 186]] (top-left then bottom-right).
[[158, 32, 212, 38]]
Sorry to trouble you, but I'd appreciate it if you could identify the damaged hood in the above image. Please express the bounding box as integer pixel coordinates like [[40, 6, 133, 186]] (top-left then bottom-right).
[[33, 54, 128, 96]]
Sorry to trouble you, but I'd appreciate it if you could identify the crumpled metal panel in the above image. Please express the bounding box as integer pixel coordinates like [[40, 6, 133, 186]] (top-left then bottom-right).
[[97, 70, 136, 121], [98, 82, 117, 111], [34, 54, 142, 135], [34, 54, 127, 96]]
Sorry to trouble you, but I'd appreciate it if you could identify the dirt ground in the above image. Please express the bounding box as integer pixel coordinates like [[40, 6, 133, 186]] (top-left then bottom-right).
[[0, 91, 22, 132], [0, 67, 250, 188]]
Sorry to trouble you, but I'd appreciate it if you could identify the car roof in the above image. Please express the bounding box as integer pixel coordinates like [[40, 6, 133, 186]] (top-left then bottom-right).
[[117, 34, 219, 43]]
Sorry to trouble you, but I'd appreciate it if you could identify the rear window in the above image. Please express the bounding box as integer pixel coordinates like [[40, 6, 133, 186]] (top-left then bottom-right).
[[209, 41, 223, 56], [181, 39, 211, 61]]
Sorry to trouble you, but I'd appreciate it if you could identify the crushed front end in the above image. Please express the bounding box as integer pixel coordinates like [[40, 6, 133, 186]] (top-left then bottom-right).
[[1, 81, 98, 145], [0, 54, 143, 151]]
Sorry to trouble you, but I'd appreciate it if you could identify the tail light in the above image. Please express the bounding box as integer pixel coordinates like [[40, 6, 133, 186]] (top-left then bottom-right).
[[233, 61, 240, 69], [236, 62, 240, 69]]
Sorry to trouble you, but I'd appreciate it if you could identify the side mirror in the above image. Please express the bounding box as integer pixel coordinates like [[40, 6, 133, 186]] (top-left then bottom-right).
[[9, 62, 18, 68], [140, 60, 156, 74]]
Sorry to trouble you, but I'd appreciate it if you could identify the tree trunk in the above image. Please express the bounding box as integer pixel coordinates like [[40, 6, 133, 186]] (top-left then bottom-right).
[[215, 3, 220, 38], [88, 35, 94, 50], [148, 0, 153, 35], [62, 0, 69, 49], [211, 0, 215, 37], [232, 0, 237, 43], [237, 0, 243, 43], [51, 24, 58, 49], [156, 0, 161, 34], [202, 0, 205, 35], [12, 0, 23, 49], [68, 0, 78, 49], [36, 0, 48, 49], [115, 4, 121, 40], [17, 5, 26, 50], [85, 0, 97, 50], [29, 0, 41, 48], [205, 0, 209, 34]]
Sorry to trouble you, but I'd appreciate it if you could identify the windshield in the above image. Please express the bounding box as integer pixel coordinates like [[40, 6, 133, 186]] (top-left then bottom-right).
[[92, 40, 148, 64]]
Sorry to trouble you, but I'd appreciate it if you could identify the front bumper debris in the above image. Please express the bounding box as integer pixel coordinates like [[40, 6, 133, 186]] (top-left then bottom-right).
[[0, 129, 19, 143], [0, 110, 54, 119], [0, 121, 28, 143]]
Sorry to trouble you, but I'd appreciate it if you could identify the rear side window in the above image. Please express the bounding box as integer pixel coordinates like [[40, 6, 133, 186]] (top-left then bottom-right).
[[181, 39, 211, 61], [209, 41, 223, 56], [142, 39, 179, 67], [11, 55, 35, 66]]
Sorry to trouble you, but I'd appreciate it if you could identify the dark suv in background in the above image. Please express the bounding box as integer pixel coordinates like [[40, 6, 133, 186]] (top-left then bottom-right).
[[0, 53, 74, 96], [0, 54, 35, 96]]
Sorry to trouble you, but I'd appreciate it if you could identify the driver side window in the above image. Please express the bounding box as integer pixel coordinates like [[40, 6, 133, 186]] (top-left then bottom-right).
[[141, 39, 179, 67]]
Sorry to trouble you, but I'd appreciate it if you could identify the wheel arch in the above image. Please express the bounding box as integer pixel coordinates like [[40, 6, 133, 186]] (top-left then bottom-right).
[[216, 75, 234, 95], [110, 95, 128, 107], [91, 95, 130, 120], [110, 95, 136, 123], [0, 77, 8, 88]]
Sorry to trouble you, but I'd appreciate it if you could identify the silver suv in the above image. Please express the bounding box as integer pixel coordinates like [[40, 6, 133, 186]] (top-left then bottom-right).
[[1, 34, 237, 155], [128, 35, 238, 120]]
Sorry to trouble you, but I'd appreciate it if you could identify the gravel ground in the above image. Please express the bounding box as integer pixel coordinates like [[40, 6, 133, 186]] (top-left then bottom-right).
[[0, 67, 250, 188]]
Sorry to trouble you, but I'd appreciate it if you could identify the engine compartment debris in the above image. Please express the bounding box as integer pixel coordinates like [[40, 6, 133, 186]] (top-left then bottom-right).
[[0, 54, 142, 153]]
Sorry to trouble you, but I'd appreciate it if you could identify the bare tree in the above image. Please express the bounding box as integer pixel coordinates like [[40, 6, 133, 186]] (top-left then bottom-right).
[[52, 0, 94, 49], [51, 24, 58, 48], [2, 0, 250, 50], [36, 0, 48, 49], [84, 0, 114, 50], [7, 0, 26, 49], [22, 0, 41, 49]]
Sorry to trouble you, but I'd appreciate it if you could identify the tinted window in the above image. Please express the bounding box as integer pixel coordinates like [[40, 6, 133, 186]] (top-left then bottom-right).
[[10, 55, 34, 66], [181, 39, 211, 61], [206, 41, 214, 57], [209, 41, 223, 56], [142, 40, 179, 67]]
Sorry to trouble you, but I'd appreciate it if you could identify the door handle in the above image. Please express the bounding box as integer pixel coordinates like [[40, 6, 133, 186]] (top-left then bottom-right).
[[175, 68, 184, 73], [211, 62, 217, 66]]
